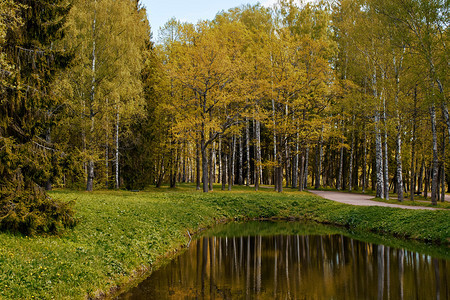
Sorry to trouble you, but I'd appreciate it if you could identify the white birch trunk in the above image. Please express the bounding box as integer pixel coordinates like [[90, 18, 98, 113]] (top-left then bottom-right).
[[430, 104, 439, 205], [362, 128, 367, 193], [293, 126, 299, 189], [394, 53, 404, 202], [239, 134, 243, 185], [410, 87, 417, 201], [272, 99, 277, 191], [218, 136, 222, 184], [246, 119, 250, 186], [285, 104, 290, 188], [231, 135, 236, 186], [86, 11, 97, 192], [395, 117, 404, 201], [382, 77, 389, 200], [221, 143, 226, 191], [209, 142, 214, 191], [348, 116, 355, 192], [315, 126, 324, 189], [375, 110, 384, 199], [257, 120, 262, 183], [373, 65, 384, 198], [337, 120, 344, 190], [255, 119, 262, 190], [212, 141, 216, 183]]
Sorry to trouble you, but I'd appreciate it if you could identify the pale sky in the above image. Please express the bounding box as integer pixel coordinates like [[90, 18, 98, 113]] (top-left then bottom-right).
[[139, 0, 278, 41]]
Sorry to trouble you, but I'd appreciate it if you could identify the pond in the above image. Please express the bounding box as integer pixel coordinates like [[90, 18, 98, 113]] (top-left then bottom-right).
[[119, 221, 449, 299]]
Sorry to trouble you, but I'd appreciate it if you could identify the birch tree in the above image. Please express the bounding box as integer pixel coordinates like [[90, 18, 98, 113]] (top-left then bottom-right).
[[61, 0, 149, 191]]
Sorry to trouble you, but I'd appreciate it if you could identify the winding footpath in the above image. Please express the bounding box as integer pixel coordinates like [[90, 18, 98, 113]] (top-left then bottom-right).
[[308, 190, 440, 211]]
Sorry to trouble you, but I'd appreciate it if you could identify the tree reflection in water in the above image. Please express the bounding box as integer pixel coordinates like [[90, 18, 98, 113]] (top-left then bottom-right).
[[121, 231, 449, 299]]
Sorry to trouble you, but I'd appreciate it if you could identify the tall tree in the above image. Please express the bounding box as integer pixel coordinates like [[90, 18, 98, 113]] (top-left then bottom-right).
[[60, 0, 149, 191], [0, 0, 76, 234]]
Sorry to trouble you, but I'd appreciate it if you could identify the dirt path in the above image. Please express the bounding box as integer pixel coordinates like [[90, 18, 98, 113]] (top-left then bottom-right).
[[308, 190, 440, 211]]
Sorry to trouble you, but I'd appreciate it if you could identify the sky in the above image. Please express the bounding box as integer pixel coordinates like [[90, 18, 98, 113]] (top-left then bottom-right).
[[140, 0, 278, 41]]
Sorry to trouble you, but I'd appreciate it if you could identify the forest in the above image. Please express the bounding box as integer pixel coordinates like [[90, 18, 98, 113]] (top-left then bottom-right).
[[0, 0, 448, 234]]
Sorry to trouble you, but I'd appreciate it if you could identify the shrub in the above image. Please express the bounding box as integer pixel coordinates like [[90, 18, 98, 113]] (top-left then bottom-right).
[[0, 184, 77, 235]]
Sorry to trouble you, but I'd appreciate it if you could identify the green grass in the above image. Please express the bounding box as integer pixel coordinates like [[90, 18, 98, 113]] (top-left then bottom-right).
[[372, 197, 450, 209], [0, 184, 449, 299]]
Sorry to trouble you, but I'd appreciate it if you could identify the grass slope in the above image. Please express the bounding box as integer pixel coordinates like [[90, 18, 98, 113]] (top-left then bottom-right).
[[0, 185, 449, 299]]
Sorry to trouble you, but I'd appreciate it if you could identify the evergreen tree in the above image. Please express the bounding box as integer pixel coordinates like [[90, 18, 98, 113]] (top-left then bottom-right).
[[0, 0, 76, 235]]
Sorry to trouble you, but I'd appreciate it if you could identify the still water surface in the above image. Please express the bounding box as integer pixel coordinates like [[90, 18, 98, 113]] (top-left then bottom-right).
[[120, 222, 449, 299]]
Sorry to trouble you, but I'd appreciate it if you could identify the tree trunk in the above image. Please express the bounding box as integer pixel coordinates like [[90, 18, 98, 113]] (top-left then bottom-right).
[[410, 87, 417, 201], [255, 119, 262, 191], [86, 12, 97, 192], [222, 148, 227, 191], [314, 127, 323, 190], [87, 160, 94, 192], [443, 103, 450, 146], [319, 126, 324, 188], [393, 51, 404, 201], [314, 144, 320, 190], [447, 172, 450, 193], [395, 119, 404, 202], [212, 141, 216, 183], [209, 144, 214, 191], [409, 144, 415, 202], [375, 110, 384, 198], [348, 117, 355, 192], [430, 105, 439, 205], [441, 126, 446, 202], [285, 106, 290, 188], [231, 135, 236, 186], [196, 142, 201, 190], [105, 99, 109, 189], [337, 133, 344, 190], [201, 139, 209, 193], [437, 166, 442, 202], [272, 99, 278, 191], [304, 146, 309, 189], [182, 142, 186, 183], [362, 128, 367, 193], [292, 128, 299, 189], [285, 143, 290, 188], [169, 144, 177, 188], [218, 136, 222, 184], [115, 106, 120, 190], [418, 158, 424, 195], [228, 148, 232, 191], [246, 119, 251, 186], [424, 164, 429, 199], [239, 134, 243, 185], [383, 97, 389, 200], [44, 128, 53, 191], [299, 154, 305, 191], [277, 137, 283, 193]]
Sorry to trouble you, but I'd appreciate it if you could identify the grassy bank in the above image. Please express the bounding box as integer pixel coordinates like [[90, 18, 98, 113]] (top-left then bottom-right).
[[372, 197, 450, 209], [1, 184, 449, 299]]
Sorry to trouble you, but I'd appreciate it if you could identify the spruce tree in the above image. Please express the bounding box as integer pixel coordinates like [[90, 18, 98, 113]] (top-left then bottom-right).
[[0, 0, 76, 235]]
